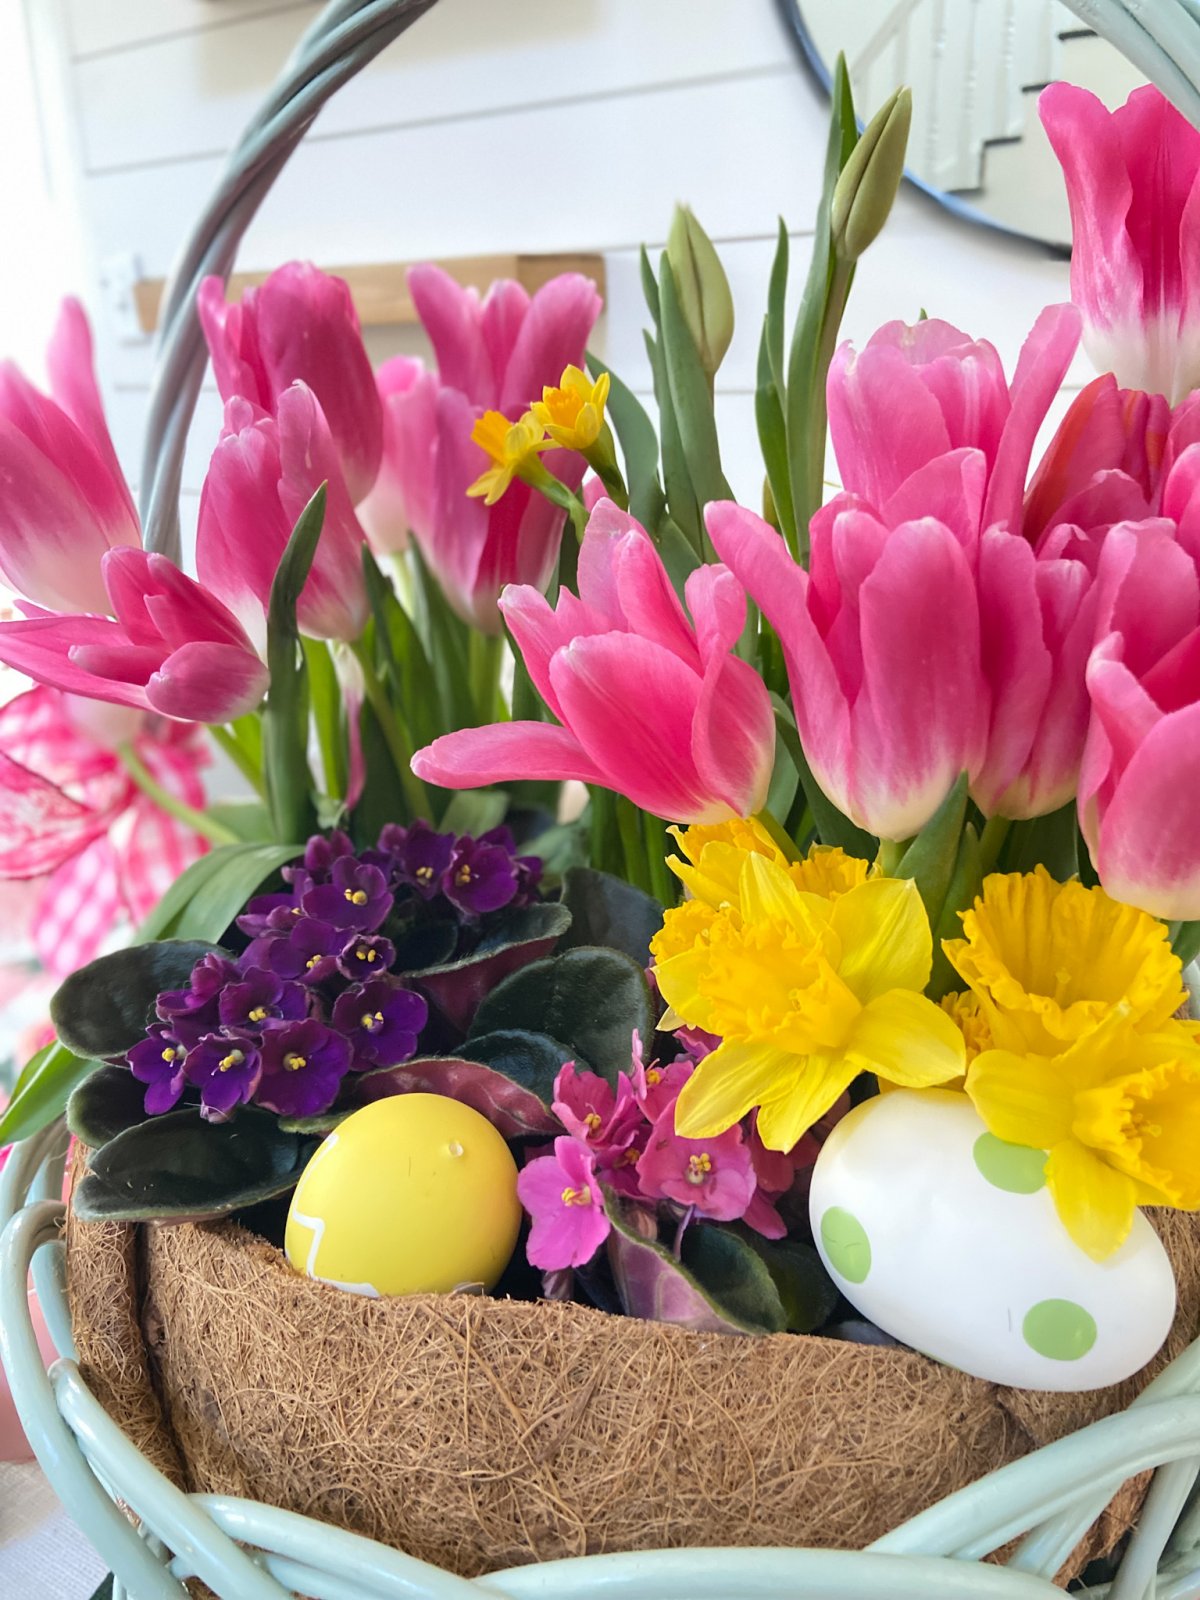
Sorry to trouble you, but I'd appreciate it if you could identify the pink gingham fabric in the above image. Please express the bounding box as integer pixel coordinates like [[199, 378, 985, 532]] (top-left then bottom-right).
[[0, 687, 210, 976]]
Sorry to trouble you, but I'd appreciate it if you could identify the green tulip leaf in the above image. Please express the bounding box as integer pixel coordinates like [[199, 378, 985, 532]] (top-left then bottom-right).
[[895, 772, 969, 928], [0, 1041, 103, 1149], [136, 842, 302, 943], [51, 940, 225, 1062]]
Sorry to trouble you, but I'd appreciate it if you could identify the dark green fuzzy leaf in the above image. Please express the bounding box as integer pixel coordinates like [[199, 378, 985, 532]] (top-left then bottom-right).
[[738, 1232, 840, 1333], [389, 917, 459, 975], [415, 902, 573, 1032], [0, 1041, 102, 1148], [263, 487, 323, 843], [277, 1110, 349, 1136], [469, 946, 654, 1087], [605, 1196, 784, 1334], [66, 1065, 151, 1149], [458, 1028, 577, 1106], [74, 1110, 313, 1223], [773, 700, 875, 859], [558, 867, 663, 967], [895, 772, 969, 928], [51, 941, 224, 1061], [137, 843, 302, 943], [353, 1052, 560, 1139]]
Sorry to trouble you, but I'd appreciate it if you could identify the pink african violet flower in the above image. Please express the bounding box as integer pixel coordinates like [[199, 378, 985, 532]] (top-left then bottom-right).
[[412, 500, 775, 824], [392, 264, 602, 632], [552, 1062, 643, 1160], [0, 687, 209, 975], [197, 385, 369, 644], [199, 263, 382, 503], [827, 306, 1080, 533], [0, 299, 139, 615], [356, 355, 439, 555], [518, 1136, 611, 1271], [1078, 460, 1200, 916], [1041, 83, 1200, 404], [706, 479, 986, 839], [636, 1110, 756, 1224], [633, 1055, 694, 1124], [0, 549, 269, 723]]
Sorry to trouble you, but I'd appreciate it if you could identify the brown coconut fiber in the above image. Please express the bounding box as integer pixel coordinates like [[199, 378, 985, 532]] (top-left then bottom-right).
[[65, 1176, 1200, 1586]]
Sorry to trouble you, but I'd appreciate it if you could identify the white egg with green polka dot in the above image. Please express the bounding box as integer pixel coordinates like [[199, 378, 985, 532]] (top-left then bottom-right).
[[809, 1089, 1176, 1391]]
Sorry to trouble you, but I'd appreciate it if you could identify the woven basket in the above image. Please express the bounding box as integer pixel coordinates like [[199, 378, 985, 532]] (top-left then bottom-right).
[[63, 1157, 1200, 1584]]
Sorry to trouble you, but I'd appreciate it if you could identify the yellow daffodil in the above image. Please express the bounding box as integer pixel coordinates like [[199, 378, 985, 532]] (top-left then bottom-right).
[[944, 866, 1185, 1056], [668, 821, 869, 906], [530, 365, 610, 451], [938, 990, 993, 1067], [968, 1013, 1200, 1259], [467, 410, 551, 505], [652, 841, 965, 1150]]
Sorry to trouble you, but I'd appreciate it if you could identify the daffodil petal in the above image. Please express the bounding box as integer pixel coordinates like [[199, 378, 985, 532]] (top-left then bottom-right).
[[756, 1053, 859, 1150], [738, 851, 813, 930], [673, 1041, 792, 1139], [844, 989, 966, 1086], [968, 1048, 1075, 1148], [1045, 1139, 1138, 1261], [831, 877, 932, 1002]]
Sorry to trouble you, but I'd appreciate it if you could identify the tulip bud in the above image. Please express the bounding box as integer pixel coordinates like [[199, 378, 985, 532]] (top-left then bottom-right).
[[666, 205, 734, 383], [831, 88, 912, 263]]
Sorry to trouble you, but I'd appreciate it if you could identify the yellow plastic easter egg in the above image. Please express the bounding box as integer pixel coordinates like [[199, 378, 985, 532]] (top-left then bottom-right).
[[285, 1093, 521, 1296]]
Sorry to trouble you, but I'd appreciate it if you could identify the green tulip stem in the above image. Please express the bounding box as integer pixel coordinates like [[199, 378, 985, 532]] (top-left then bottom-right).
[[350, 641, 431, 820], [117, 742, 240, 846], [875, 837, 908, 877], [978, 813, 1012, 877], [467, 629, 506, 725], [752, 808, 802, 863]]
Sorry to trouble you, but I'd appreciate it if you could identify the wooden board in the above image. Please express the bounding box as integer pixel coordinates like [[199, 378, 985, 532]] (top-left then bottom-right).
[[131, 252, 607, 333]]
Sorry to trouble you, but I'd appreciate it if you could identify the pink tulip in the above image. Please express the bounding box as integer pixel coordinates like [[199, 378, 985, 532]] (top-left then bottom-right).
[[707, 470, 987, 840], [356, 355, 438, 555], [0, 686, 210, 975], [198, 263, 382, 502], [411, 500, 775, 824], [197, 385, 369, 644], [397, 264, 602, 632], [827, 305, 1079, 533], [1079, 517, 1200, 916], [1041, 83, 1200, 404], [0, 549, 268, 723], [0, 299, 139, 614]]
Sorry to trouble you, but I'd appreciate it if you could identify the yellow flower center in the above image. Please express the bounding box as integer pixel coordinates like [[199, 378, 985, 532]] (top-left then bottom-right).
[[361, 1010, 385, 1032], [344, 888, 368, 906], [530, 365, 610, 451], [646, 1067, 663, 1087], [560, 1186, 592, 1207], [355, 947, 377, 962], [160, 1046, 178, 1063], [283, 1053, 307, 1073], [416, 865, 434, 882], [306, 955, 322, 970], [584, 1111, 602, 1132], [248, 1006, 269, 1023], [686, 1153, 712, 1184], [218, 1050, 244, 1073], [455, 865, 472, 886]]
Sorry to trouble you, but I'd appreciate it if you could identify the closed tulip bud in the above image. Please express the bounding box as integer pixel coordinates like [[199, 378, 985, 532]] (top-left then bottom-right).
[[831, 88, 912, 264], [666, 205, 734, 383]]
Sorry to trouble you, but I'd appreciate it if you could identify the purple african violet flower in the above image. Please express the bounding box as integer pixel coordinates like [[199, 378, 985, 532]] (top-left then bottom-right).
[[128, 1024, 188, 1114], [248, 918, 343, 985], [393, 820, 456, 900], [330, 977, 426, 1068], [302, 857, 391, 932], [302, 829, 356, 878], [236, 891, 299, 938], [442, 834, 519, 916], [518, 1137, 611, 1270], [635, 1110, 756, 1223], [336, 932, 396, 981], [155, 953, 240, 1046], [185, 1030, 262, 1120], [255, 1017, 352, 1117], [218, 967, 307, 1030]]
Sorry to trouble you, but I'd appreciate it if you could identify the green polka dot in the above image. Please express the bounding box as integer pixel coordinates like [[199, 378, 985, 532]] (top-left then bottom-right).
[[1022, 1299, 1097, 1362], [973, 1132, 1047, 1194], [820, 1206, 871, 1284]]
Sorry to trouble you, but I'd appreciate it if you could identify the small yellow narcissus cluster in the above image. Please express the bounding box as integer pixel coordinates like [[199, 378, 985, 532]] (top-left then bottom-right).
[[944, 866, 1200, 1261], [466, 365, 612, 503]]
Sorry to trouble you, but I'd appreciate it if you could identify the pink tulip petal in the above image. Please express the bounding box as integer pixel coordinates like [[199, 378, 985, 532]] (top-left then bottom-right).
[[1093, 521, 1199, 674], [408, 264, 491, 404], [198, 277, 267, 407], [550, 633, 719, 822], [46, 298, 139, 533], [422, 385, 491, 620], [146, 641, 268, 723], [972, 531, 1051, 815], [497, 586, 574, 721], [1078, 635, 1162, 855], [983, 302, 1081, 533], [499, 274, 602, 418], [0, 615, 151, 709], [1094, 698, 1200, 918], [481, 279, 531, 397], [827, 335, 954, 506], [411, 721, 605, 789], [358, 358, 438, 554], [881, 447, 987, 550]]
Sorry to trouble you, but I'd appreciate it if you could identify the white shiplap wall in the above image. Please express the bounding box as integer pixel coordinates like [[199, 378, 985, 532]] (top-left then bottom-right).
[[29, 0, 1084, 548]]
